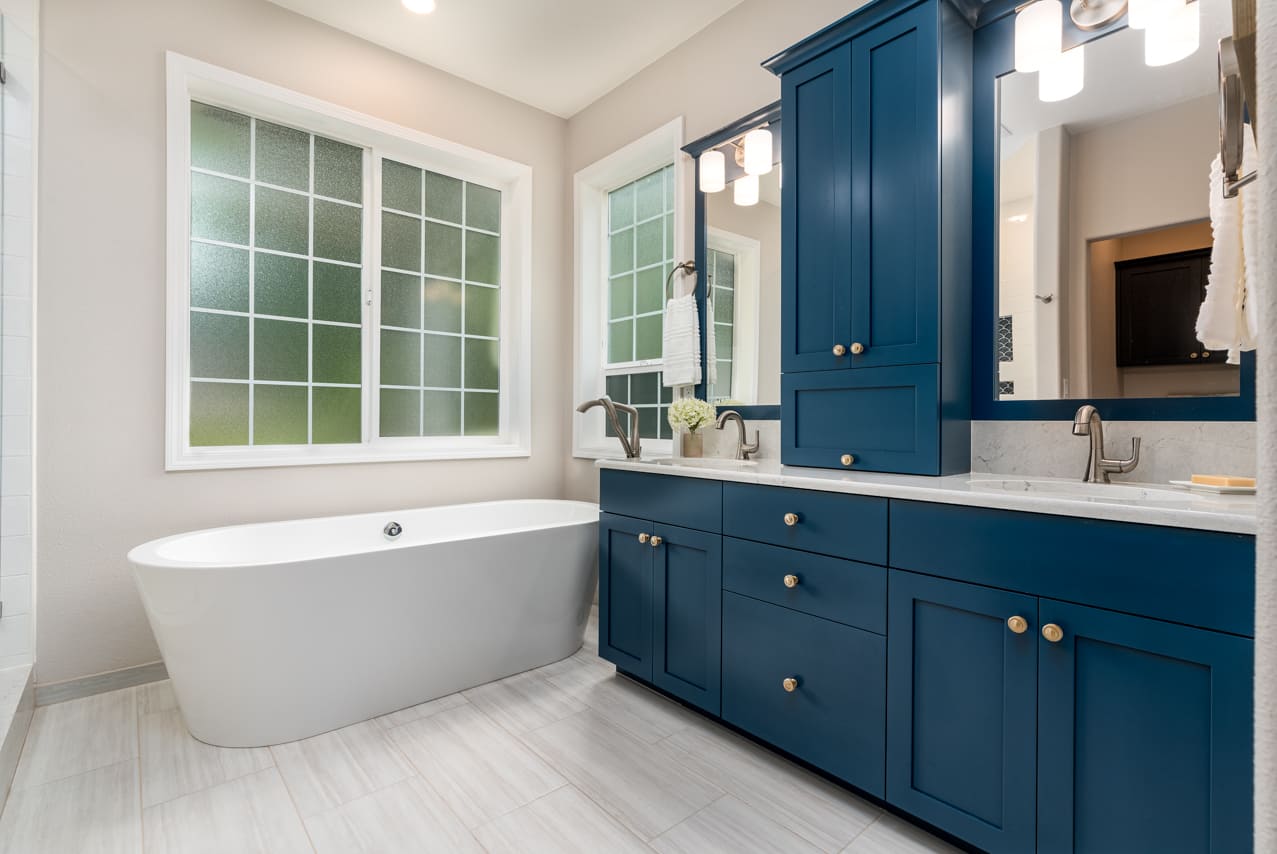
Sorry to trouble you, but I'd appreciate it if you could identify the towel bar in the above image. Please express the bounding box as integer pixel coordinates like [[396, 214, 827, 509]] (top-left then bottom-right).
[[665, 260, 698, 300], [1219, 37, 1257, 200]]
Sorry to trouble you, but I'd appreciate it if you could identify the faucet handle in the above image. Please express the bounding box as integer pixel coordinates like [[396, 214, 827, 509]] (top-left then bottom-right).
[[1101, 436, 1141, 475]]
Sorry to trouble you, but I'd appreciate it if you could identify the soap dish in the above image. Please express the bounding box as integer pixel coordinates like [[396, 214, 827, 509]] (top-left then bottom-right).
[[1169, 480, 1257, 495]]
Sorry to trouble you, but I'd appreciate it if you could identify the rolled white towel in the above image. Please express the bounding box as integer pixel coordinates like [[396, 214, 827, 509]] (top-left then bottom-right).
[[1197, 150, 1249, 363]]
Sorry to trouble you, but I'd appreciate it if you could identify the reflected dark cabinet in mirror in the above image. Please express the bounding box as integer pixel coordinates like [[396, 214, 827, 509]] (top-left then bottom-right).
[[1115, 248, 1215, 368]]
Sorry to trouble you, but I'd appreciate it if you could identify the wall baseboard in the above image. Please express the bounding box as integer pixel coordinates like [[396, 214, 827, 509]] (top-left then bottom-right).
[[35, 661, 168, 707]]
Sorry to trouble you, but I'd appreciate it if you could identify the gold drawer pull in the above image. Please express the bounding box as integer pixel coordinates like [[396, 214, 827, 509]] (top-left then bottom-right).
[[783, 574, 800, 588], [782, 677, 799, 693], [1042, 623, 1064, 643], [783, 512, 800, 527], [637, 533, 650, 544], [649, 536, 663, 547], [833, 344, 847, 356], [840, 454, 855, 467], [1007, 615, 1028, 634], [850, 342, 865, 355]]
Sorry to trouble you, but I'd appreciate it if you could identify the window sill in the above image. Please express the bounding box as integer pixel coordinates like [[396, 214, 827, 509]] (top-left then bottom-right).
[[573, 440, 672, 461], [167, 442, 532, 472]]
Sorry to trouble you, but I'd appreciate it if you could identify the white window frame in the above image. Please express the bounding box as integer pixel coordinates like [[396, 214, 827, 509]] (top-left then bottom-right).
[[572, 118, 689, 459], [165, 53, 533, 471], [707, 227, 762, 404]]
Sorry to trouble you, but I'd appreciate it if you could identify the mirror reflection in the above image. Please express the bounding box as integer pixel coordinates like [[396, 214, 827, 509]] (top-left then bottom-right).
[[699, 122, 782, 407], [995, 0, 1238, 401]]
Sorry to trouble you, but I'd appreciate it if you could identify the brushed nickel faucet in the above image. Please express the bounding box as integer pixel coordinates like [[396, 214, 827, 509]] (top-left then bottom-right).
[[715, 410, 760, 461], [1072, 404, 1140, 483], [577, 396, 642, 459]]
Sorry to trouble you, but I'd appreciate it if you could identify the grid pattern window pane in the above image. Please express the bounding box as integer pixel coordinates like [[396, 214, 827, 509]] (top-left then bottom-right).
[[188, 102, 364, 448], [707, 247, 736, 403], [605, 371, 673, 441], [378, 159, 501, 438], [606, 164, 674, 366]]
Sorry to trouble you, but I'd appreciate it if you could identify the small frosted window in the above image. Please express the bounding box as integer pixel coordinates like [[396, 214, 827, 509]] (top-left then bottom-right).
[[188, 103, 365, 448]]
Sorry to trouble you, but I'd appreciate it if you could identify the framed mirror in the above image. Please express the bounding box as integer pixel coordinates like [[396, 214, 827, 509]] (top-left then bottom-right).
[[973, 1, 1254, 420], [683, 102, 783, 419]]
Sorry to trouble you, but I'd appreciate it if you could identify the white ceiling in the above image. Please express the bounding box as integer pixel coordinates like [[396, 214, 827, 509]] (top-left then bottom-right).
[[1000, 0, 1231, 154], [266, 0, 746, 118]]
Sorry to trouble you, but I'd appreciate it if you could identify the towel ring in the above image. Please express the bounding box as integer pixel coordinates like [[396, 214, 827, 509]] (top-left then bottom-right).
[[665, 260, 698, 301], [1219, 37, 1257, 199]]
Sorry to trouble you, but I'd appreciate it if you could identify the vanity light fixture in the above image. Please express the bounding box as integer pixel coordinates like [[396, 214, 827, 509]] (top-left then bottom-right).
[[699, 149, 726, 193], [1014, 0, 1063, 73], [734, 173, 759, 206], [1145, 0, 1199, 66], [1127, 0, 1173, 28], [742, 128, 774, 176], [1039, 44, 1085, 101], [402, 0, 436, 12]]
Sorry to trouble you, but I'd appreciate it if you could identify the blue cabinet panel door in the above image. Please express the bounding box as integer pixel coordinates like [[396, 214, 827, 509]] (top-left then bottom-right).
[[849, 3, 939, 368], [887, 570, 1038, 853], [781, 44, 853, 374], [1037, 600, 1253, 854], [651, 523, 723, 714], [597, 513, 652, 680]]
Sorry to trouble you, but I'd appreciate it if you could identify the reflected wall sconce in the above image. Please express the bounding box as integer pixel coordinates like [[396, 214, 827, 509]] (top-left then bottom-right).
[[734, 173, 759, 206], [698, 123, 774, 205]]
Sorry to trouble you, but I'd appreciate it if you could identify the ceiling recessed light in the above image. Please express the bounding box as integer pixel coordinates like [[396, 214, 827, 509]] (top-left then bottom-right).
[[402, 0, 436, 13]]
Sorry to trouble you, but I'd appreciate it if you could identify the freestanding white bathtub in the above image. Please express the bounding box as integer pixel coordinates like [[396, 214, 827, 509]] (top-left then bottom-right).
[[128, 499, 599, 747]]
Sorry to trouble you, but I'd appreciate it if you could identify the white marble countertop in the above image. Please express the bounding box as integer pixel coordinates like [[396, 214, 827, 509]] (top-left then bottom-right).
[[597, 457, 1258, 535]]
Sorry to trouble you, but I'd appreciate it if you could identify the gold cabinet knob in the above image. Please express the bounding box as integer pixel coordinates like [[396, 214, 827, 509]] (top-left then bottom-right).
[[649, 536, 663, 547], [850, 342, 865, 355], [840, 454, 855, 467], [782, 677, 799, 693], [783, 512, 799, 527], [833, 344, 847, 356], [637, 533, 650, 544], [1190, 352, 1199, 359], [1202, 351, 1212, 358], [1007, 615, 1028, 634], [1042, 623, 1064, 643], [783, 574, 800, 588]]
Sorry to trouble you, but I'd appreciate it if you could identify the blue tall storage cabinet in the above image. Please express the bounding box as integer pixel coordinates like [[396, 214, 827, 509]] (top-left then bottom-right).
[[766, 0, 972, 475]]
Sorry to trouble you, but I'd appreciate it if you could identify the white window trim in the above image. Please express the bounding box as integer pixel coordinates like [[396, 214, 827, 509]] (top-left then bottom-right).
[[165, 53, 533, 471], [572, 117, 690, 459], [707, 227, 762, 404]]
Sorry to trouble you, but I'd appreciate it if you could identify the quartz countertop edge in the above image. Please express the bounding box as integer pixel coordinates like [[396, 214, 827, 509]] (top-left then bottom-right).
[[595, 458, 1258, 536]]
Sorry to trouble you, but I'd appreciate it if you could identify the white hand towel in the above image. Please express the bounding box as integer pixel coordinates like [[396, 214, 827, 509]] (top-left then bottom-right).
[[1197, 142, 1255, 364], [1241, 127, 1262, 346], [662, 293, 702, 387]]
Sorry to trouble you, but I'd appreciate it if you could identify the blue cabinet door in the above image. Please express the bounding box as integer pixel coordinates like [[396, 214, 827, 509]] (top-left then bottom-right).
[[651, 523, 722, 714], [1037, 600, 1253, 854], [782, 365, 940, 473], [847, 3, 939, 369], [781, 43, 852, 374], [887, 570, 1038, 853], [597, 512, 652, 680]]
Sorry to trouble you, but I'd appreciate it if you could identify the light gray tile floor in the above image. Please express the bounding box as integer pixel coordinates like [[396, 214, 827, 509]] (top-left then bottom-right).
[[0, 618, 960, 853]]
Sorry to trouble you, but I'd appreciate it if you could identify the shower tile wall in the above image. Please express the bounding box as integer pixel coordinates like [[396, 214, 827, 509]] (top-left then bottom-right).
[[0, 3, 35, 668]]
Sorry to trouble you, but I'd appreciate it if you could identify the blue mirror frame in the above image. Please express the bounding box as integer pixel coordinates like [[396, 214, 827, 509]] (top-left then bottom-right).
[[682, 102, 783, 421], [972, 11, 1255, 421]]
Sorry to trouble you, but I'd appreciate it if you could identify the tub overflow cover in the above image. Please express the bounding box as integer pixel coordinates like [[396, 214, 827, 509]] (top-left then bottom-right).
[[384, 521, 403, 539]]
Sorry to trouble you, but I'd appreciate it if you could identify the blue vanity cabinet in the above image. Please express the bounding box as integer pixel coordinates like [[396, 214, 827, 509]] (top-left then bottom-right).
[[650, 522, 722, 714], [886, 570, 1039, 853], [598, 512, 654, 680], [768, 0, 972, 475], [1036, 600, 1253, 854]]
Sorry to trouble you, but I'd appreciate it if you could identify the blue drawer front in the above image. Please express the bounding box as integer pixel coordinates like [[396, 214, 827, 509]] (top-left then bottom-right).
[[722, 591, 885, 796], [890, 500, 1256, 637], [723, 483, 887, 565], [723, 537, 886, 634], [599, 469, 722, 533], [781, 365, 941, 474]]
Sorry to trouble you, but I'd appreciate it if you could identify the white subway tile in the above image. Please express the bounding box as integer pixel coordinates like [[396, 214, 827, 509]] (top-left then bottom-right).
[[2, 297, 30, 337], [1, 337, 29, 377], [2, 536, 32, 575], [2, 455, 31, 496], [3, 375, 29, 416], [2, 255, 30, 295], [0, 496, 30, 537], [1, 416, 29, 455], [0, 614, 31, 658], [2, 574, 30, 615]]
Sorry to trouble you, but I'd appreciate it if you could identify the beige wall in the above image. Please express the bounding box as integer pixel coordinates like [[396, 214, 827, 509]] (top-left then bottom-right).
[[37, 0, 569, 684], [562, 0, 871, 501]]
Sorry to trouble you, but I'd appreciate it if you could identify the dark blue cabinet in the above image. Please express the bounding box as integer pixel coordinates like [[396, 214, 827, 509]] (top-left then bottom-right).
[[887, 570, 1039, 853], [1037, 601, 1253, 854], [769, 0, 971, 474], [597, 508, 722, 715]]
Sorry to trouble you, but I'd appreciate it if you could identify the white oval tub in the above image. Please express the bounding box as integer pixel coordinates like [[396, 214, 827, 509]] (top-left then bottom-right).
[[128, 499, 599, 747]]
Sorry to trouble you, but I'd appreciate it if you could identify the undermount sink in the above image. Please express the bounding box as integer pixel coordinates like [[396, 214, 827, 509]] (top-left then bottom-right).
[[966, 477, 1198, 506], [652, 457, 759, 470]]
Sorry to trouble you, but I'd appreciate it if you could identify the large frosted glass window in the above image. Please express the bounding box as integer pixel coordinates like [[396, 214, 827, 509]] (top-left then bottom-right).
[[378, 159, 502, 438], [188, 102, 364, 447], [707, 247, 736, 403], [606, 164, 674, 440]]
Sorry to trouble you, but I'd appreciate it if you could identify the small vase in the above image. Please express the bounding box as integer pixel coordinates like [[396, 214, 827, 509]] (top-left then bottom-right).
[[681, 430, 704, 458]]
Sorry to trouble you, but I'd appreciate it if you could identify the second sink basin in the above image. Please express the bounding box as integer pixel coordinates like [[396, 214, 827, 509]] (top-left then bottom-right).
[[966, 477, 1198, 506]]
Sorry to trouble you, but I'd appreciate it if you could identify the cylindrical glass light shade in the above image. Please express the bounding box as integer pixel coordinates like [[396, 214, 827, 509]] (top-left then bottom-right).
[[704, 152, 725, 195], [699, 150, 726, 193], [733, 173, 759, 206], [1128, 0, 1174, 29], [742, 128, 774, 176], [1014, 0, 1062, 73], [402, 0, 436, 13], [1038, 44, 1084, 102], [1145, 1, 1198, 67]]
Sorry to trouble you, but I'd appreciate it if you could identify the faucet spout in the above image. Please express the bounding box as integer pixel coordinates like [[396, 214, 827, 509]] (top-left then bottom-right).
[[1072, 404, 1139, 483], [715, 410, 760, 461], [577, 397, 642, 459]]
